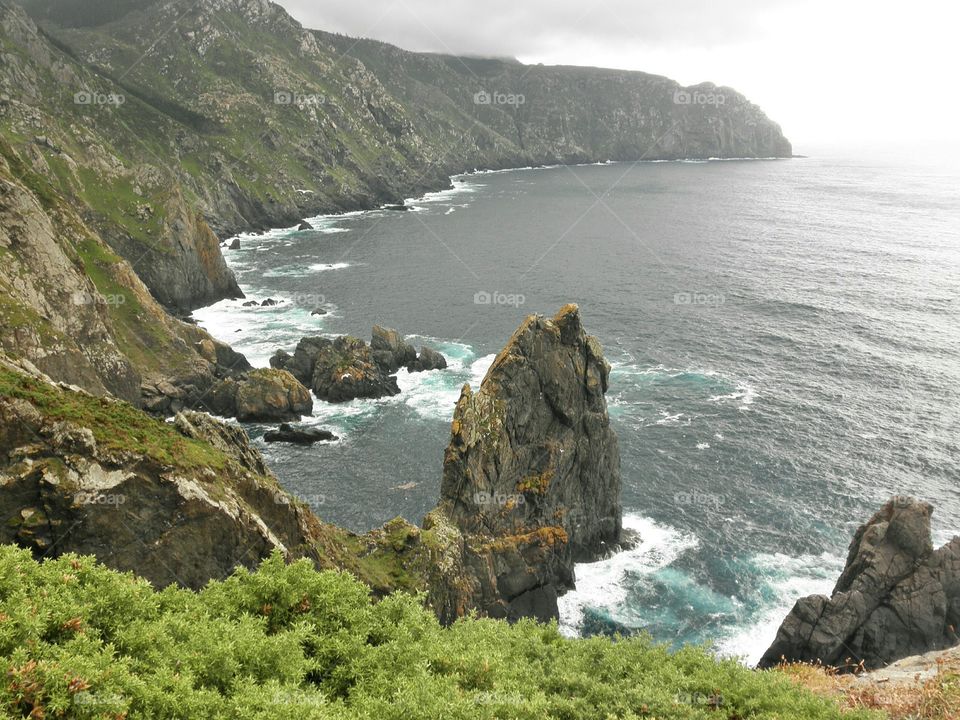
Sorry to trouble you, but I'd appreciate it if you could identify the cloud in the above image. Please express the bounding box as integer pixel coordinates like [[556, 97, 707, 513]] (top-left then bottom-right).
[[277, 0, 795, 60]]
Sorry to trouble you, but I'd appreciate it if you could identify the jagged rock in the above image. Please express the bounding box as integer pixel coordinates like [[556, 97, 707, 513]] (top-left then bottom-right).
[[407, 345, 448, 373], [270, 337, 329, 386], [312, 336, 401, 402], [758, 497, 960, 671], [173, 410, 269, 475], [297, 220, 314, 231], [243, 300, 258, 307], [0, 367, 333, 589], [228, 237, 241, 250], [260, 298, 279, 307], [263, 423, 338, 444], [371, 325, 417, 373], [427, 304, 622, 622]]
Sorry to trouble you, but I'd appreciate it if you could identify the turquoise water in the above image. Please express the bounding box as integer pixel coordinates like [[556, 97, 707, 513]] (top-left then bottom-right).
[[194, 152, 960, 663]]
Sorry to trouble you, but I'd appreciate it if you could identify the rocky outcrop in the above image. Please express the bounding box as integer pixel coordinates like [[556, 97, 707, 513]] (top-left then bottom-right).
[[203, 368, 314, 422], [0, 356, 424, 593], [425, 304, 622, 622], [271, 335, 401, 403], [371, 325, 418, 373], [264, 423, 338, 444], [759, 498, 960, 671], [408, 345, 448, 373]]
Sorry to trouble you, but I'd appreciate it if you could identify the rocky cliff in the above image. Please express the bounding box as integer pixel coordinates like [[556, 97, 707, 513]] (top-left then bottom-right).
[[0, 354, 426, 593], [2, 0, 790, 316], [0, 307, 623, 624], [759, 498, 960, 671]]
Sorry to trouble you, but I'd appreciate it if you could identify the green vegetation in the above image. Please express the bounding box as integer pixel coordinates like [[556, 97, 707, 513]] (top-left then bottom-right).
[[0, 546, 880, 720], [0, 366, 226, 472]]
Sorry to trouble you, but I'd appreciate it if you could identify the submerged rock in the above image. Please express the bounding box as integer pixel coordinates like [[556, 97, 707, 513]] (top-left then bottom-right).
[[264, 423, 338, 444], [758, 497, 960, 671], [297, 220, 314, 231]]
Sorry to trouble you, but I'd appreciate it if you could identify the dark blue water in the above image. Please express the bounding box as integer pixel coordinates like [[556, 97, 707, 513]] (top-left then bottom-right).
[[194, 152, 960, 662]]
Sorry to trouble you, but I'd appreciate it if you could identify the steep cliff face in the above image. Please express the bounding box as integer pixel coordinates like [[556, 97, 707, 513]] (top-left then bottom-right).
[[427, 305, 623, 622], [759, 498, 960, 671], [0, 356, 422, 591], [0, 143, 242, 404]]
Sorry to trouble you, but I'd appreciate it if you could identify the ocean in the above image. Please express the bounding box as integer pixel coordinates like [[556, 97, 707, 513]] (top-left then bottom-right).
[[193, 149, 960, 664]]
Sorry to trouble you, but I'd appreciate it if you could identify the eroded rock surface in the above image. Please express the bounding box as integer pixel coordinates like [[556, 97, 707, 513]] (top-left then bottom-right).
[[426, 304, 622, 622], [759, 497, 960, 671]]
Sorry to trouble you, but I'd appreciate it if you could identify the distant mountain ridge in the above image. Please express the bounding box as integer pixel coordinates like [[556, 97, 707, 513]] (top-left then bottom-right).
[[0, 0, 790, 405]]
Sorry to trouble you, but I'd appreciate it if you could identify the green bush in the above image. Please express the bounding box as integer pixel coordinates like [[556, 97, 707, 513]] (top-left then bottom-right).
[[0, 546, 879, 719]]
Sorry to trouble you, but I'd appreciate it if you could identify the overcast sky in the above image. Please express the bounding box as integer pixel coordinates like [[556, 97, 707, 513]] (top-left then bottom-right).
[[276, 0, 958, 153]]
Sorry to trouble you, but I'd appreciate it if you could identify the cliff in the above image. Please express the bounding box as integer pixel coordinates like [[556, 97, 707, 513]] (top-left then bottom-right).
[[2, 0, 789, 314]]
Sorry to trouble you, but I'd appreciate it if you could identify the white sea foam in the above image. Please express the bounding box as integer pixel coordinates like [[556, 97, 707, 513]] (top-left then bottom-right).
[[715, 552, 845, 665], [558, 514, 698, 637], [308, 262, 351, 273]]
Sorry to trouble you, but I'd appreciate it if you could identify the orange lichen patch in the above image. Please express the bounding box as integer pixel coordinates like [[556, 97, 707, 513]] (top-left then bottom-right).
[[516, 469, 554, 495], [485, 525, 569, 553]]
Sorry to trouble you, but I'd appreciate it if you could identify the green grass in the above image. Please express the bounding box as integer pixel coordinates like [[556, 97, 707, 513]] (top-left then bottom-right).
[[0, 546, 881, 720], [0, 366, 225, 472]]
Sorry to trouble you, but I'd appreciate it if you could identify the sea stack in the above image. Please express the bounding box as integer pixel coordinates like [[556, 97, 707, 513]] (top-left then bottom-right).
[[426, 304, 622, 622]]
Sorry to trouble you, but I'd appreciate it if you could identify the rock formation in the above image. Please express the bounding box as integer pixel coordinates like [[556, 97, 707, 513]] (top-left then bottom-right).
[[271, 327, 449, 404], [425, 304, 622, 622], [759, 497, 960, 671], [202, 368, 314, 422], [408, 345, 448, 373], [0, 355, 420, 594], [264, 423, 338, 444], [370, 325, 418, 373]]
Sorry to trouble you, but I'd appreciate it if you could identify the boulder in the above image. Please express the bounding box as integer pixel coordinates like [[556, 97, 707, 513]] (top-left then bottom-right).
[[426, 304, 622, 622], [371, 325, 417, 373], [228, 237, 241, 250], [260, 298, 278, 307], [297, 220, 314, 231], [264, 423, 338, 444], [311, 336, 400, 402], [758, 497, 960, 671], [407, 345, 448, 372], [235, 369, 313, 422]]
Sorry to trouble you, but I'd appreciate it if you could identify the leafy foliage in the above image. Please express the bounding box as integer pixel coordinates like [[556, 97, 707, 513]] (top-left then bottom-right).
[[0, 546, 879, 719]]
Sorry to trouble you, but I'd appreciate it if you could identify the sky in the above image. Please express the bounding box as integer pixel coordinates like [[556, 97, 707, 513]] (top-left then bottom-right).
[[276, 0, 959, 153]]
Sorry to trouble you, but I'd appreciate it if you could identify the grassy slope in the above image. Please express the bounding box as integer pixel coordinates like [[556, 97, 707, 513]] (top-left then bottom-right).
[[0, 546, 879, 720]]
